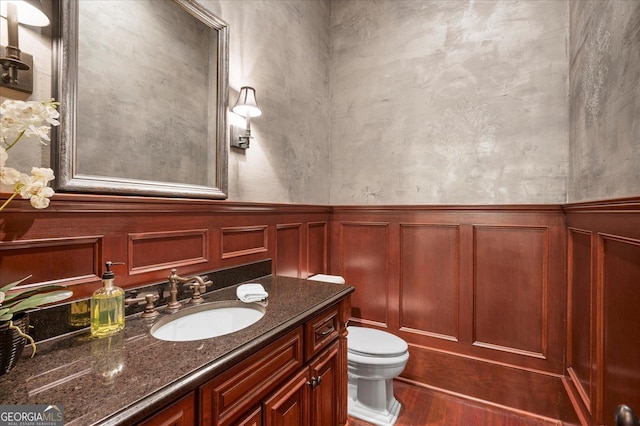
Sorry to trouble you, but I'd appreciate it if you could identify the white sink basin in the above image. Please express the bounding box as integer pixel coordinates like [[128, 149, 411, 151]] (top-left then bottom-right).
[[151, 300, 266, 342]]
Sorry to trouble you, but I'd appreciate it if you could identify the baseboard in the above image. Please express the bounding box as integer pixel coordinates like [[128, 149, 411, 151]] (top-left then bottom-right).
[[561, 375, 594, 426]]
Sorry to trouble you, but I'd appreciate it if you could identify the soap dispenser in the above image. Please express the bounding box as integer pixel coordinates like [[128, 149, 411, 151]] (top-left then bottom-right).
[[91, 261, 125, 338]]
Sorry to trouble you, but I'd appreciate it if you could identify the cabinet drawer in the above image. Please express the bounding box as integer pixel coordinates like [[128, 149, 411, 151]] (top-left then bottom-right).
[[200, 328, 303, 426], [304, 306, 339, 361]]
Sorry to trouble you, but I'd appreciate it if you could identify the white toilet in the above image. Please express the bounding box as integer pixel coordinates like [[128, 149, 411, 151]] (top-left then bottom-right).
[[308, 274, 410, 426]]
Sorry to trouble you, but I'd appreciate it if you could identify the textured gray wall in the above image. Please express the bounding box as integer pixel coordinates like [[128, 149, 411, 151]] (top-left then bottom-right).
[[208, 0, 332, 203], [569, 0, 640, 203], [9, 1, 640, 205], [330, 0, 569, 205]]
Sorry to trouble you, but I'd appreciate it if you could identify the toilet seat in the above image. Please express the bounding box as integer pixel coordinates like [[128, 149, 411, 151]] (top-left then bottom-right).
[[347, 326, 408, 358]]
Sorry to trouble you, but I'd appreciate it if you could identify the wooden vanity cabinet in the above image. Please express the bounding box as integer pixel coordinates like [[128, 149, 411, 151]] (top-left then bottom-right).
[[200, 301, 348, 426]]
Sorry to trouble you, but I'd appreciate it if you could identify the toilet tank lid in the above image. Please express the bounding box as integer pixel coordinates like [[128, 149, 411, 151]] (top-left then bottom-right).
[[307, 274, 345, 284], [347, 326, 408, 356]]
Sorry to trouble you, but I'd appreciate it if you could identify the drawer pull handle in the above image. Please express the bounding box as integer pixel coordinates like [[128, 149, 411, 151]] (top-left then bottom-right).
[[316, 324, 335, 337]]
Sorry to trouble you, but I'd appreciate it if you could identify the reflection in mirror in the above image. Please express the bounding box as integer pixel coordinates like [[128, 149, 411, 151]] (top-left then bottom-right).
[[53, 0, 229, 198]]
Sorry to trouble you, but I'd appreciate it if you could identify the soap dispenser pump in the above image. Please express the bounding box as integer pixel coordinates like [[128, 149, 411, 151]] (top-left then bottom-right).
[[91, 261, 125, 338]]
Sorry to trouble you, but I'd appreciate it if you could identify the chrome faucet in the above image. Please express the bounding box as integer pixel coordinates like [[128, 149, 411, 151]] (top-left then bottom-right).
[[167, 268, 213, 312]]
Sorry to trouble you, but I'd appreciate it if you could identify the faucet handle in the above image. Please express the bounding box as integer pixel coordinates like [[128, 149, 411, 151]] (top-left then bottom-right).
[[141, 294, 159, 319], [125, 293, 159, 319], [188, 276, 213, 305], [199, 278, 213, 291], [125, 292, 144, 306]]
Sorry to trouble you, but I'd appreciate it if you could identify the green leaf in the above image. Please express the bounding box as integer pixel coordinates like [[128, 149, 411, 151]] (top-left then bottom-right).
[[0, 275, 32, 293], [0, 313, 13, 322], [3, 285, 69, 302], [6, 290, 73, 315], [0, 308, 9, 317]]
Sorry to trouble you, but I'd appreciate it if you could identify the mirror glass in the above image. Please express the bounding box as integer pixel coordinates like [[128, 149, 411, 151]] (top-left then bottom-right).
[[53, 0, 229, 198]]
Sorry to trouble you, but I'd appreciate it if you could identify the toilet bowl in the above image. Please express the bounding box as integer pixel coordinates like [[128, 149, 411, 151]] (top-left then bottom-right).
[[347, 326, 409, 426], [307, 274, 409, 426]]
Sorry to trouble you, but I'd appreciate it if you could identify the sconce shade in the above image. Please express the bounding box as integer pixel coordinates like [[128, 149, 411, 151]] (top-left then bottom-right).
[[0, 0, 50, 27], [232, 86, 262, 118]]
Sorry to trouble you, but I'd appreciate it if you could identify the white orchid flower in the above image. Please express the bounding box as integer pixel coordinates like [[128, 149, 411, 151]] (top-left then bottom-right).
[[1, 166, 22, 186], [30, 167, 55, 184], [29, 186, 54, 209], [0, 99, 60, 212], [1, 99, 60, 145]]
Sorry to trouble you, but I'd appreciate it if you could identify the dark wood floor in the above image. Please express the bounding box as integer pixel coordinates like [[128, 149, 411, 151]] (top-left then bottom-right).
[[347, 380, 562, 426]]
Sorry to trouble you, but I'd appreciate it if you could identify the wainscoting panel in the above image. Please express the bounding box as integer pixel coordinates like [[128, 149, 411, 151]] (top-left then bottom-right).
[[566, 228, 594, 414], [0, 236, 102, 289], [601, 234, 640, 424], [473, 225, 548, 359], [275, 223, 302, 278], [337, 222, 389, 326], [399, 223, 460, 341], [128, 229, 209, 274], [221, 225, 268, 259], [307, 222, 328, 277]]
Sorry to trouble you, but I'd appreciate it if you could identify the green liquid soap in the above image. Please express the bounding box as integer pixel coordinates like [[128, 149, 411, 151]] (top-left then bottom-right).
[[90, 289, 124, 337]]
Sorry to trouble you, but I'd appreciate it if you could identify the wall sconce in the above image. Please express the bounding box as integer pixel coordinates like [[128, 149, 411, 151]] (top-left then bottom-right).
[[230, 86, 262, 150], [0, 0, 50, 98]]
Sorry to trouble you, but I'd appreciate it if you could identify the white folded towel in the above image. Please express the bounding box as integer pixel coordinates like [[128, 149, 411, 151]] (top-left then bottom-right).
[[237, 283, 268, 302]]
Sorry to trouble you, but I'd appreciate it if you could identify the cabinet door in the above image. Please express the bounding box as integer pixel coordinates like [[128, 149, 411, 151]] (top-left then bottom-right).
[[137, 392, 195, 426], [263, 368, 310, 426], [310, 341, 339, 426]]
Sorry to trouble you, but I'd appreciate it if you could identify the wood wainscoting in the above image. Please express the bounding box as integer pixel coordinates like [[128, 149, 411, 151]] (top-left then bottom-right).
[[0, 194, 330, 300], [330, 205, 578, 423], [4, 194, 640, 424], [564, 199, 640, 426]]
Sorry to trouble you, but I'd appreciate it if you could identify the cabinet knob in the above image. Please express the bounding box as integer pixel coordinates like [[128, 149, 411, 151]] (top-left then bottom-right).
[[616, 405, 640, 426], [307, 376, 322, 389]]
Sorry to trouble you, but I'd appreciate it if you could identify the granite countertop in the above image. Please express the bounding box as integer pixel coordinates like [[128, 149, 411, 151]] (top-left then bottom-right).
[[0, 275, 354, 425]]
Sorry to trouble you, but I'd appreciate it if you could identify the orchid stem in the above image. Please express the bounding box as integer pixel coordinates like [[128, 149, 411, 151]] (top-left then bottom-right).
[[3, 131, 25, 151], [8, 321, 37, 358], [0, 191, 19, 212]]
